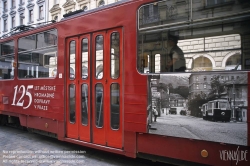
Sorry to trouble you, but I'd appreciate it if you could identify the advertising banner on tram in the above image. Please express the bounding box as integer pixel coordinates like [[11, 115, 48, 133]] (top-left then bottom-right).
[[148, 72, 248, 146]]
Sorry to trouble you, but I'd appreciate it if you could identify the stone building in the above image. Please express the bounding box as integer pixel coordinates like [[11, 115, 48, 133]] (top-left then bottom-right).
[[138, 0, 249, 73], [49, 0, 122, 22], [181, 34, 241, 71], [0, 0, 123, 38], [0, 0, 49, 38], [188, 72, 248, 122]]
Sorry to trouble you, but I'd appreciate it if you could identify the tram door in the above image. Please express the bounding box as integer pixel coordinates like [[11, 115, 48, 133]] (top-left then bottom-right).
[[66, 28, 123, 149]]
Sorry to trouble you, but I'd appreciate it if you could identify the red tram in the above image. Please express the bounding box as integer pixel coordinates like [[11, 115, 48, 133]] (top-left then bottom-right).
[[0, 0, 249, 165]]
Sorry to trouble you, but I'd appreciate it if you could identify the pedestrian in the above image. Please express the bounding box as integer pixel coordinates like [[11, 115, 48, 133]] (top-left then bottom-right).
[[153, 107, 158, 122], [165, 34, 186, 72]]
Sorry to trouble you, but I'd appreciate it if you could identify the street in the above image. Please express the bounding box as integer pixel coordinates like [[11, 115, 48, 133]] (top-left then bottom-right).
[[149, 112, 247, 146], [0, 126, 170, 166]]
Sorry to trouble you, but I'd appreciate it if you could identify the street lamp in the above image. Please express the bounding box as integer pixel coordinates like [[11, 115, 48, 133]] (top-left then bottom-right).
[[232, 82, 236, 121]]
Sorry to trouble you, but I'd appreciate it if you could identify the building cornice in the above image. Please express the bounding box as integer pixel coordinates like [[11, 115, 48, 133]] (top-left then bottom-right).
[[9, 10, 16, 16], [36, 0, 45, 5], [62, 0, 76, 8], [27, 3, 35, 10], [50, 4, 61, 13], [18, 7, 25, 12], [76, 0, 90, 3], [1, 13, 8, 19]]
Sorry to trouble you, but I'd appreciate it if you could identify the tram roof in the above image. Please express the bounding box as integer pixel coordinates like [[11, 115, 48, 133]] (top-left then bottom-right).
[[208, 99, 229, 102], [0, 0, 132, 41]]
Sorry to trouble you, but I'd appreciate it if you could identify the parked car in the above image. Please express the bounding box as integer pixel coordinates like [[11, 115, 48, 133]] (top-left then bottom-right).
[[169, 108, 177, 114], [180, 110, 187, 115]]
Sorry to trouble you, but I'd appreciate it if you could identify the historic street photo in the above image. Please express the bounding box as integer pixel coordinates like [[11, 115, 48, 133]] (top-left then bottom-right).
[[148, 72, 248, 146]]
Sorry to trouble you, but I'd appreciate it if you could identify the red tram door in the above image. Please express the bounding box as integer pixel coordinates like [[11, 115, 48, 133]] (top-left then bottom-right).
[[66, 35, 91, 142], [66, 28, 123, 149]]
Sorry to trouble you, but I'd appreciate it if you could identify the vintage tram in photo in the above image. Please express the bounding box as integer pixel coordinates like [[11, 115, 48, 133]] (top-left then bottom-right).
[[0, 0, 249, 165], [201, 99, 231, 122]]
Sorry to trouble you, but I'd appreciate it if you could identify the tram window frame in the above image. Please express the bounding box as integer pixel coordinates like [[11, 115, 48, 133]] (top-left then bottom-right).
[[95, 83, 104, 128], [69, 40, 76, 80], [81, 84, 88, 126], [0, 40, 15, 80], [81, 38, 88, 80], [137, 0, 250, 74], [95, 35, 104, 80], [110, 32, 120, 79], [17, 29, 58, 79], [0, 40, 14, 56], [69, 84, 76, 123], [110, 83, 120, 130], [137, 31, 245, 74]]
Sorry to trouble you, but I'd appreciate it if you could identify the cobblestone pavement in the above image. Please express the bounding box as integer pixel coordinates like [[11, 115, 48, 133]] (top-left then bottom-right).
[[149, 111, 247, 145], [0, 126, 168, 166]]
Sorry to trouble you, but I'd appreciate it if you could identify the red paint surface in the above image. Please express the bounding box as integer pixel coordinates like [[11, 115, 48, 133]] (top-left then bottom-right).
[[0, 0, 249, 165]]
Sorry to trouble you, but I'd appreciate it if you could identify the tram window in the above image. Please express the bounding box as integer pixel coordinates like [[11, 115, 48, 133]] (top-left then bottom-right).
[[69, 84, 76, 123], [95, 35, 103, 79], [81, 84, 88, 125], [44, 31, 57, 46], [69, 41, 76, 80], [215, 102, 219, 108], [137, 1, 250, 73], [18, 29, 58, 79], [219, 102, 227, 109], [44, 51, 57, 77], [0, 40, 14, 56], [208, 102, 212, 109], [81, 38, 88, 79], [19, 29, 57, 52], [37, 31, 57, 48], [0, 58, 14, 79], [0, 40, 14, 80], [18, 47, 57, 78], [95, 84, 103, 128], [18, 35, 36, 52], [110, 32, 120, 79], [110, 84, 120, 130]]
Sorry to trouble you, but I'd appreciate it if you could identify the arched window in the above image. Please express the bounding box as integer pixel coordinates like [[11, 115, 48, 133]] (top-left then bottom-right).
[[98, 0, 105, 7], [193, 57, 212, 71], [226, 53, 241, 70]]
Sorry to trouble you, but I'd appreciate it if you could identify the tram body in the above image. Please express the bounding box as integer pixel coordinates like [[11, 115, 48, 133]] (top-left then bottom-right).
[[0, 0, 249, 165], [201, 99, 231, 122]]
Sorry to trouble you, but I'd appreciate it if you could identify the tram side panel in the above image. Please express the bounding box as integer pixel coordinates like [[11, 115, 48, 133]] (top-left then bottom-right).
[[134, 0, 250, 165], [120, 0, 152, 157], [0, 27, 65, 138], [0, 79, 65, 134]]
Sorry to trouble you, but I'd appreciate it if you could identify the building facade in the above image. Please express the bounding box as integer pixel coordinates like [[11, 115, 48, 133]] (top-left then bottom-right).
[[0, 0, 49, 38], [48, 0, 122, 22], [0, 0, 122, 38], [189, 72, 248, 122]]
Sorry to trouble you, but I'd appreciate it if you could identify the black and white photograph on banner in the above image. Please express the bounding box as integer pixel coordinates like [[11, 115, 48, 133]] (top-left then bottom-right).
[[148, 73, 248, 146]]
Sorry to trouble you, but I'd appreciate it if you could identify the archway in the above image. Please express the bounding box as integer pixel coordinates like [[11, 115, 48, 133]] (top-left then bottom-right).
[[225, 53, 241, 70], [192, 56, 213, 71]]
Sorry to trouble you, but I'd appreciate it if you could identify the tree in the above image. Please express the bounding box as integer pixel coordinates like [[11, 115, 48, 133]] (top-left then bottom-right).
[[173, 86, 189, 99], [187, 94, 207, 117], [208, 75, 225, 100]]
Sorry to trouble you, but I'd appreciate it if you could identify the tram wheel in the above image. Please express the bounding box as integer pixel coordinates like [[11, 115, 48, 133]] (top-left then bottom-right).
[[0, 115, 7, 126]]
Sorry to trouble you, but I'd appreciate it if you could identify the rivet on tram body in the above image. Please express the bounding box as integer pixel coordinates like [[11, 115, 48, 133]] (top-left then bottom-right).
[[45, 123, 48, 128], [201, 150, 208, 158]]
